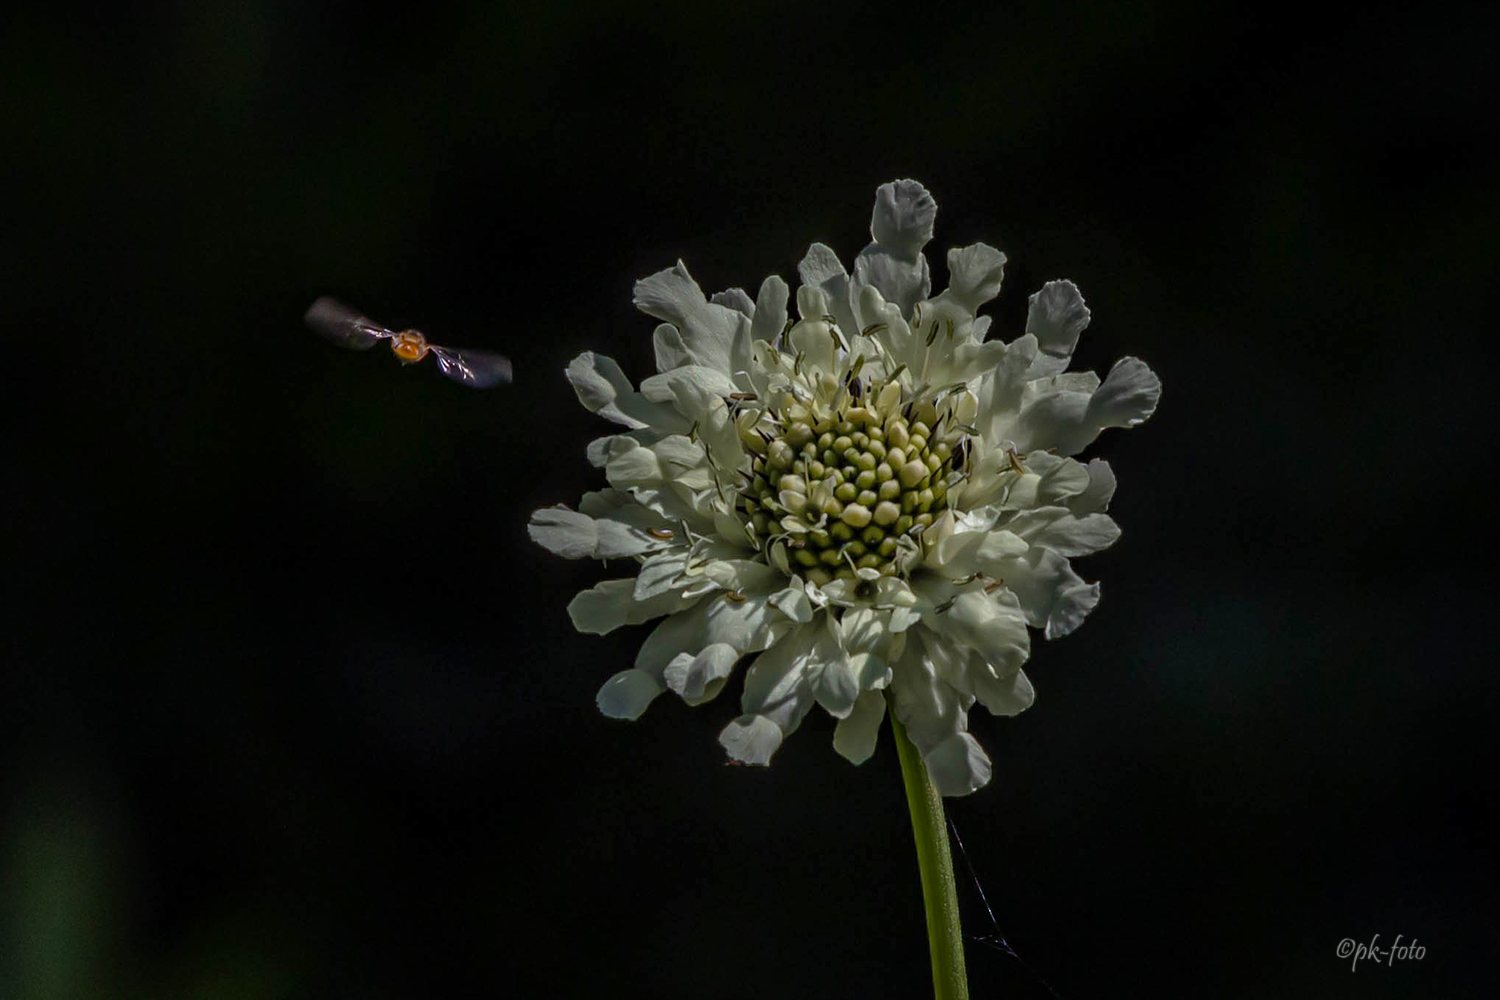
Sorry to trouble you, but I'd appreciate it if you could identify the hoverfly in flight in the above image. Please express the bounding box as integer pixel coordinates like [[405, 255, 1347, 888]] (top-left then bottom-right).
[[304, 297, 512, 388]]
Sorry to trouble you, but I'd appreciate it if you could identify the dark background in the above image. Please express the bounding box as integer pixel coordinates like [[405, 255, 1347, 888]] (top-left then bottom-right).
[[5, 2, 1497, 997]]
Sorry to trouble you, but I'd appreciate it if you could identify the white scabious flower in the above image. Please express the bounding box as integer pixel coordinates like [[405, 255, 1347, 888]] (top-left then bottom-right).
[[530, 180, 1160, 795]]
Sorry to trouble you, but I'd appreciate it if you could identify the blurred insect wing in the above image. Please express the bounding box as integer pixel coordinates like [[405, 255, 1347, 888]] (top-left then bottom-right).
[[305, 296, 387, 351], [430, 345, 513, 388]]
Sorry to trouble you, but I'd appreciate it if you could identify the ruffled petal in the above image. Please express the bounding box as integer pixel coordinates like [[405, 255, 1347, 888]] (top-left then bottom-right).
[[739, 622, 821, 732], [596, 669, 663, 720], [1067, 458, 1118, 515], [567, 579, 697, 635], [603, 435, 715, 491], [1024, 280, 1090, 377], [527, 505, 669, 560], [870, 179, 937, 257], [922, 733, 993, 797], [767, 582, 814, 623], [941, 242, 1007, 314], [853, 248, 930, 320], [750, 274, 790, 346], [797, 243, 859, 337], [639, 365, 738, 407], [976, 667, 1034, 717], [929, 528, 1029, 578], [566, 352, 688, 431], [887, 640, 992, 795], [809, 618, 861, 719], [700, 575, 794, 655], [652, 323, 694, 372], [635, 603, 711, 678], [998, 546, 1101, 639], [633, 550, 691, 600], [1086, 356, 1162, 430], [924, 591, 1031, 684], [851, 181, 937, 318], [633, 261, 751, 376], [833, 690, 886, 765], [1010, 356, 1160, 457], [663, 642, 739, 705], [1002, 507, 1121, 557], [710, 287, 755, 317], [719, 714, 784, 765]]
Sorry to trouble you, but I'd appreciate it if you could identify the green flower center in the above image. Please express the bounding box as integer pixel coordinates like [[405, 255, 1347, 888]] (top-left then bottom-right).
[[739, 381, 958, 586]]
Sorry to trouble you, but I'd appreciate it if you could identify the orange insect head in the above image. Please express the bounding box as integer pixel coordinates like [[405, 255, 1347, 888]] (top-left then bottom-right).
[[390, 330, 429, 363]]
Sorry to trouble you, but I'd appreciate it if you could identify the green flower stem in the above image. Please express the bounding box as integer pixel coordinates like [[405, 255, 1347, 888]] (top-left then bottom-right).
[[891, 709, 969, 1000]]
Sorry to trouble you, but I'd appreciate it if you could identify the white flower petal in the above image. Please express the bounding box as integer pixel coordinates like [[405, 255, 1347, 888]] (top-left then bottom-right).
[[699, 570, 793, 655], [566, 352, 686, 430], [639, 365, 739, 407], [652, 322, 694, 372], [912, 593, 1032, 695], [1012, 356, 1160, 456], [1003, 507, 1121, 557], [633, 550, 689, 600], [585, 435, 614, 468], [796, 243, 858, 336], [974, 667, 1034, 718], [527, 506, 600, 559], [787, 314, 839, 378], [888, 640, 967, 743], [633, 261, 751, 376], [527, 506, 667, 560], [566, 351, 634, 418], [738, 622, 821, 734], [869, 179, 937, 257], [1024, 280, 1091, 377], [568, 579, 696, 635], [926, 591, 1031, 682], [833, 690, 886, 765], [853, 248, 931, 319], [597, 669, 663, 720], [710, 287, 755, 317], [1086, 356, 1161, 430], [663, 642, 739, 704], [809, 616, 862, 718], [999, 547, 1101, 639], [604, 435, 714, 491], [889, 606, 922, 633], [750, 275, 790, 346], [711, 508, 757, 550], [922, 733, 992, 797], [768, 583, 813, 623], [797, 242, 848, 290], [1009, 385, 1091, 457], [812, 657, 860, 718], [602, 438, 662, 486], [942, 242, 1007, 313], [635, 603, 710, 678], [1067, 458, 1118, 514], [886, 640, 992, 794], [626, 485, 718, 534], [719, 714, 784, 765], [972, 333, 1038, 449], [930, 528, 1029, 578]]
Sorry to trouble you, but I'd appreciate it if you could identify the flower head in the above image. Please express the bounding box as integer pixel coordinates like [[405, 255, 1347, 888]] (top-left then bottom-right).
[[530, 181, 1159, 795]]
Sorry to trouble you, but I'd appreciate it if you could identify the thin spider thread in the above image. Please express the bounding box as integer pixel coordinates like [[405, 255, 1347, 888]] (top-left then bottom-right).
[[947, 815, 1063, 1000]]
